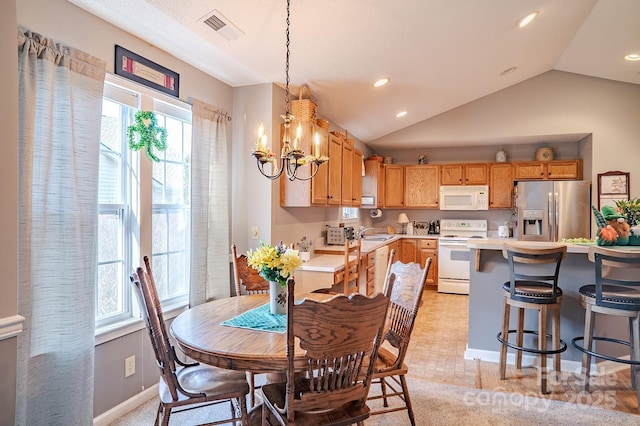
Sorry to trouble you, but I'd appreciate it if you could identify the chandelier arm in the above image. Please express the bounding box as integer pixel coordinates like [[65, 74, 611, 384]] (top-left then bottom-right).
[[257, 157, 285, 180], [288, 162, 320, 181]]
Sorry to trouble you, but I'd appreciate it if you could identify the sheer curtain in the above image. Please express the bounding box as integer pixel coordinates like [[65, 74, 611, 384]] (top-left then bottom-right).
[[190, 100, 230, 306], [16, 27, 105, 425]]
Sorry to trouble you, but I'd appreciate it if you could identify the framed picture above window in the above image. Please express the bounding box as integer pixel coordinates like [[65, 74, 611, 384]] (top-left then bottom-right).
[[115, 45, 180, 97], [597, 170, 630, 210]]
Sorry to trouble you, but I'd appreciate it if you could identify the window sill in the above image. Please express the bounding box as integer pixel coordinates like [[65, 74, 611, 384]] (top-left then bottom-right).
[[94, 302, 189, 346]]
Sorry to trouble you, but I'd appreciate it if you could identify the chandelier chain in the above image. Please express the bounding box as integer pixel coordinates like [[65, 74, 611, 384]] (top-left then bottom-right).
[[284, 0, 291, 114]]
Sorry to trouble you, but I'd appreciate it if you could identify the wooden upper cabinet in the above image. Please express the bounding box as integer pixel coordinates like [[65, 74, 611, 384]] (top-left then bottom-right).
[[489, 163, 513, 209], [405, 165, 439, 208], [351, 149, 363, 206], [383, 164, 404, 208], [440, 163, 487, 185], [546, 160, 582, 180], [326, 133, 342, 205], [280, 124, 330, 207], [363, 159, 385, 208], [341, 143, 354, 205], [513, 160, 582, 180]]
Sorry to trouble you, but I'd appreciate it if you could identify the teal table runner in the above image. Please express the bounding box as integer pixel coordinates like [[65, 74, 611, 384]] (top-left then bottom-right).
[[221, 303, 286, 334]]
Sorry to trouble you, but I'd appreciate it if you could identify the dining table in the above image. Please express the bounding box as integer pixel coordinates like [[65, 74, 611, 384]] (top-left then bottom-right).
[[170, 293, 328, 374]]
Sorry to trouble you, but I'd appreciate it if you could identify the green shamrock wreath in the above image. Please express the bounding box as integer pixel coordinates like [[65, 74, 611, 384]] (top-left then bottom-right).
[[127, 111, 167, 162]]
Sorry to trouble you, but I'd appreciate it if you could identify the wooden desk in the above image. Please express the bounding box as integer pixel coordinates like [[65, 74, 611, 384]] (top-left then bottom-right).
[[170, 294, 322, 373]]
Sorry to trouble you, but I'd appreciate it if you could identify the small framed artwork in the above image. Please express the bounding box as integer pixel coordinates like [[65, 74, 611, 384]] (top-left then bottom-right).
[[114, 45, 179, 97], [597, 171, 630, 210]]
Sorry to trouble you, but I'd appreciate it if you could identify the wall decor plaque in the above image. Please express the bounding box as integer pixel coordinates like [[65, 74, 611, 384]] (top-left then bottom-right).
[[115, 45, 179, 97]]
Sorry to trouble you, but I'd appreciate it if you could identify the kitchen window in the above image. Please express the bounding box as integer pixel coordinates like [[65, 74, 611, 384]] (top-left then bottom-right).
[[97, 76, 191, 331]]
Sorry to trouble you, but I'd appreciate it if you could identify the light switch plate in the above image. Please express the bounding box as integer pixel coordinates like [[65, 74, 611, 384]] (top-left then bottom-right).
[[251, 226, 259, 240]]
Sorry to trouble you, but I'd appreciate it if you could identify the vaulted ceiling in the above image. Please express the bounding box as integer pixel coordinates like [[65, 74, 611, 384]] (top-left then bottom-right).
[[69, 0, 640, 146]]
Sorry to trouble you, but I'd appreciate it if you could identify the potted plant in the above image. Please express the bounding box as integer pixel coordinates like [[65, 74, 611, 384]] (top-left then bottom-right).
[[615, 198, 640, 245], [247, 242, 301, 314]]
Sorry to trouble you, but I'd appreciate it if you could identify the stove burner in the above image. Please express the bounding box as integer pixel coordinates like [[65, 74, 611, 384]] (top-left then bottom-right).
[[444, 234, 456, 238], [469, 235, 484, 238]]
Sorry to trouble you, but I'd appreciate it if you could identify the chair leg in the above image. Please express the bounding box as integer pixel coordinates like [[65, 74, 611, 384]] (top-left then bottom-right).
[[499, 297, 510, 380], [630, 315, 640, 401], [154, 402, 163, 426], [399, 374, 416, 426], [380, 378, 389, 407], [582, 304, 595, 392], [552, 305, 562, 376], [238, 395, 249, 426], [538, 305, 548, 394], [516, 307, 525, 370], [248, 372, 256, 408]]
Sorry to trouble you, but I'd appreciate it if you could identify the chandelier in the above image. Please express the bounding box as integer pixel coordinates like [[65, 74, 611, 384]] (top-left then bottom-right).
[[251, 0, 328, 181]]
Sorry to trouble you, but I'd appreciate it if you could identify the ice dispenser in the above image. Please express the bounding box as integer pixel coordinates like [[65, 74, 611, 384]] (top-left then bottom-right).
[[522, 209, 543, 237]]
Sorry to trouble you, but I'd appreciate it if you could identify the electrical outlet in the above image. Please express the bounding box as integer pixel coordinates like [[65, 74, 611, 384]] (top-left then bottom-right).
[[125, 356, 135, 377], [251, 226, 259, 240]]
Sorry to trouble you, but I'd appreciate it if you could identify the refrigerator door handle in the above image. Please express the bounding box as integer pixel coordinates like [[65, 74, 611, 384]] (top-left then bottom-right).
[[548, 191, 553, 240], [554, 192, 559, 241]]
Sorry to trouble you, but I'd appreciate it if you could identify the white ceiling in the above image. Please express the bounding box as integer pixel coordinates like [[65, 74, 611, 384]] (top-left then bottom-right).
[[69, 0, 640, 146]]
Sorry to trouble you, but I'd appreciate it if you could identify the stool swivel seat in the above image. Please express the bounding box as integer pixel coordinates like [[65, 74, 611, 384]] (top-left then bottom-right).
[[571, 246, 640, 405], [497, 244, 568, 394]]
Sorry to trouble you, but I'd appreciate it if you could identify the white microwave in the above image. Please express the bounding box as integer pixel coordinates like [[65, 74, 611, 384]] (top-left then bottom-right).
[[439, 185, 489, 210]]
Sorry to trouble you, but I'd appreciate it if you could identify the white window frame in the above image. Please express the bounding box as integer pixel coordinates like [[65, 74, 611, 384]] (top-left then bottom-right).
[[95, 74, 192, 343]]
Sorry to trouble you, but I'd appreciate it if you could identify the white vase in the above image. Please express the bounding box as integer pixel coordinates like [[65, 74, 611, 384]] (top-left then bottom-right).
[[269, 281, 287, 315], [300, 251, 311, 262]]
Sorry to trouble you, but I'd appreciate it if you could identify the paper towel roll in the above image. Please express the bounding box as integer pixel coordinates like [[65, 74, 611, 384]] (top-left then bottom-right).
[[370, 209, 383, 218]]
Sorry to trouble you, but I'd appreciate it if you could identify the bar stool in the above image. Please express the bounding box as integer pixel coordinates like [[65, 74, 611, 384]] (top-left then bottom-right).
[[572, 246, 640, 404], [497, 244, 568, 394]]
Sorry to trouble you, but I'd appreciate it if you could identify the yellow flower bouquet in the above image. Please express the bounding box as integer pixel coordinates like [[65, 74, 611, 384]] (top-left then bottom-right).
[[247, 241, 302, 286]]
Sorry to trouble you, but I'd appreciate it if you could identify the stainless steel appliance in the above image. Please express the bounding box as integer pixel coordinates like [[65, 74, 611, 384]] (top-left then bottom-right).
[[438, 219, 487, 295], [325, 226, 355, 245], [439, 185, 489, 211], [516, 180, 591, 242]]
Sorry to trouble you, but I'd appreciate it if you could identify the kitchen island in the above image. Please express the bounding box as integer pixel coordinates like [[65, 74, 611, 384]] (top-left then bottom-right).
[[465, 239, 640, 373]]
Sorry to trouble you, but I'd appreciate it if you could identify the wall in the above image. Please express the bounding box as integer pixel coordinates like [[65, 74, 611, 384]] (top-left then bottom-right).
[[372, 71, 640, 201], [16, 0, 235, 418], [0, 0, 18, 423]]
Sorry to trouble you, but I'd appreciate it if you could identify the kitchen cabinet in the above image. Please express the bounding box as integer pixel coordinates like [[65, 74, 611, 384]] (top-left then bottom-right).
[[351, 148, 363, 206], [513, 160, 582, 181], [341, 142, 353, 205], [418, 239, 438, 286], [326, 133, 342, 205], [405, 165, 439, 208], [440, 163, 488, 185], [399, 239, 417, 264], [386, 239, 400, 262], [363, 250, 376, 296], [489, 163, 513, 209], [280, 124, 330, 207], [383, 164, 404, 208], [362, 159, 385, 208]]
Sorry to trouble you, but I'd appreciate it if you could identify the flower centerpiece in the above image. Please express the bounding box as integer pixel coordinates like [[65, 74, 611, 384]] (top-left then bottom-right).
[[297, 236, 313, 262], [247, 242, 302, 314]]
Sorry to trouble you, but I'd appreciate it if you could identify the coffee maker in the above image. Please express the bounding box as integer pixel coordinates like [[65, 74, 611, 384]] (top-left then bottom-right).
[[428, 220, 440, 234]]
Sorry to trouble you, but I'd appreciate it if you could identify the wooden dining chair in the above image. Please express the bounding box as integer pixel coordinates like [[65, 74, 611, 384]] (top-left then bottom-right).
[[231, 243, 270, 296], [367, 257, 431, 426], [130, 257, 249, 426], [261, 275, 395, 425], [231, 244, 271, 408], [342, 239, 362, 294]]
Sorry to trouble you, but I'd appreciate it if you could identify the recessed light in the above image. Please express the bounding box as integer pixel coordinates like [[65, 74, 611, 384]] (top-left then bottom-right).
[[396, 111, 407, 118], [501, 66, 517, 75], [373, 78, 390, 87], [518, 11, 539, 28], [624, 53, 640, 62]]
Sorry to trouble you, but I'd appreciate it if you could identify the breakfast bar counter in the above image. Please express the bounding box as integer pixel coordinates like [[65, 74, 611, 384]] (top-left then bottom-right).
[[464, 240, 640, 371]]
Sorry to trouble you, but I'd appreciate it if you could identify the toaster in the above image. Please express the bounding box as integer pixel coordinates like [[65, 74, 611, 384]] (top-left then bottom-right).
[[326, 226, 355, 245]]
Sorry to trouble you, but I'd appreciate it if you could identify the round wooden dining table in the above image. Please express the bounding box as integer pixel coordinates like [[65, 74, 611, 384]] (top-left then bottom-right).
[[170, 293, 323, 373]]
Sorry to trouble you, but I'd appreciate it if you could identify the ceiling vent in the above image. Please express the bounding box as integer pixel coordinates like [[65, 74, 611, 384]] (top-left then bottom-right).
[[202, 9, 243, 41]]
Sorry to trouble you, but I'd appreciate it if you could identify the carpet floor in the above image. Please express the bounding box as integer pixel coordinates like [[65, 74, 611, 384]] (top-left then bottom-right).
[[110, 376, 639, 425]]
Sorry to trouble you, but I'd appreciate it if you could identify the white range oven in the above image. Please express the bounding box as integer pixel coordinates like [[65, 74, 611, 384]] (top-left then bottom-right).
[[437, 219, 487, 295]]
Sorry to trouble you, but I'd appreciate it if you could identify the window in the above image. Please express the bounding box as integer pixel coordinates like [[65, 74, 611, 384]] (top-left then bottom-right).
[[97, 76, 191, 329]]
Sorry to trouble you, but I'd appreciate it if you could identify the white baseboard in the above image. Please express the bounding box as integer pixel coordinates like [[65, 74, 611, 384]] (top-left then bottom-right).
[[93, 384, 158, 426], [464, 346, 630, 376]]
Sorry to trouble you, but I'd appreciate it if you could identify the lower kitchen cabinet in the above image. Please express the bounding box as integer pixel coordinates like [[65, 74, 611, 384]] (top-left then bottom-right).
[[399, 239, 417, 264], [363, 250, 376, 296], [418, 239, 438, 287]]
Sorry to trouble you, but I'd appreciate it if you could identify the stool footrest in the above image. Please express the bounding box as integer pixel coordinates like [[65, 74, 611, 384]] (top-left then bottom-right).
[[497, 330, 568, 355], [572, 336, 640, 366]]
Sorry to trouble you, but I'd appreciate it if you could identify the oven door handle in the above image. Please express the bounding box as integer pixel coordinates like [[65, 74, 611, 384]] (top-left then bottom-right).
[[439, 242, 470, 248]]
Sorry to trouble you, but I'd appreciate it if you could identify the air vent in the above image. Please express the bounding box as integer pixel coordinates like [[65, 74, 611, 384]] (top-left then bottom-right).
[[202, 9, 243, 41]]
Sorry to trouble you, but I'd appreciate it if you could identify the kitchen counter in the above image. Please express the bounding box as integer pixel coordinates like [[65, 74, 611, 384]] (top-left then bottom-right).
[[465, 242, 639, 373], [313, 234, 439, 255]]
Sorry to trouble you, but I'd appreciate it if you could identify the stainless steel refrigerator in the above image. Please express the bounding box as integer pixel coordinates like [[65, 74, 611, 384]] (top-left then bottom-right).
[[516, 180, 591, 242]]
